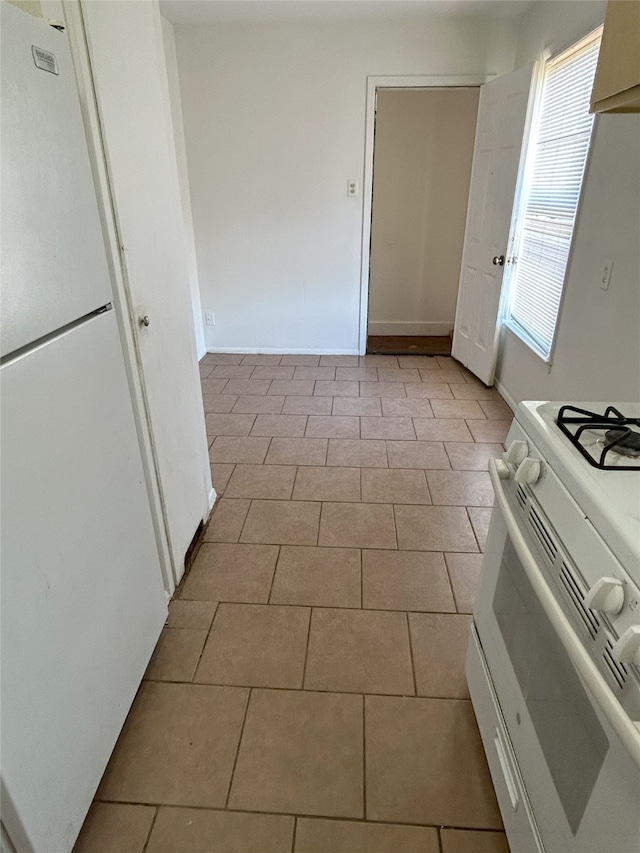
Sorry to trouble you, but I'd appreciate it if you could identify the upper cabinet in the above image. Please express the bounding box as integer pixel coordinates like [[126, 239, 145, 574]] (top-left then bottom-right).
[[591, 0, 640, 113]]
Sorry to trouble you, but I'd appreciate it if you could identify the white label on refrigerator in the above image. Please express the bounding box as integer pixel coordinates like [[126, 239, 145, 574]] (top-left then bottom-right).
[[31, 46, 58, 75]]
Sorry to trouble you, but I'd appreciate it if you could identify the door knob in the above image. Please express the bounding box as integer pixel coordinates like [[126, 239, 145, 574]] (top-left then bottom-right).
[[492, 255, 505, 266], [139, 315, 150, 327]]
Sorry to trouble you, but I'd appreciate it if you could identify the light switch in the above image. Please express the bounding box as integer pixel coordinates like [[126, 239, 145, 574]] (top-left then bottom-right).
[[347, 179, 359, 198], [205, 311, 215, 326]]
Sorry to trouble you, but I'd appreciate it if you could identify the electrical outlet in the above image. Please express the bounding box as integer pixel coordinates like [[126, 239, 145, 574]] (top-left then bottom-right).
[[599, 260, 614, 291], [205, 310, 215, 326], [347, 179, 359, 198]]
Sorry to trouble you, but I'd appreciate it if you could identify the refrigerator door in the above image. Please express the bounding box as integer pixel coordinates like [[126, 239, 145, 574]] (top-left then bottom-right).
[[0, 3, 113, 357], [0, 310, 167, 853]]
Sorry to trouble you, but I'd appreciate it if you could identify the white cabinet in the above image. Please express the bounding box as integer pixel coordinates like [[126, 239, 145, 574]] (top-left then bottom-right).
[[591, 1, 640, 113]]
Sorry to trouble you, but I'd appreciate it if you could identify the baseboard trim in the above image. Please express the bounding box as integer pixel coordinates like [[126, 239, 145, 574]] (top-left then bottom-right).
[[494, 378, 517, 412], [208, 487, 217, 511], [367, 322, 453, 336], [206, 347, 360, 355]]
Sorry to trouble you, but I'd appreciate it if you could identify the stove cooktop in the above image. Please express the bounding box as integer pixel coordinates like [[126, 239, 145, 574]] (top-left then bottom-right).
[[515, 402, 640, 578], [556, 405, 640, 471]]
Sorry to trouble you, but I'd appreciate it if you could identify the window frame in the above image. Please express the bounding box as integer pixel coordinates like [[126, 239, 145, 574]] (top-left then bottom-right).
[[500, 28, 603, 366]]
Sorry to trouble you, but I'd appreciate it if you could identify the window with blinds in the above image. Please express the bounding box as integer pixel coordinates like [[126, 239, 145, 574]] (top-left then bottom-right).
[[505, 30, 602, 360]]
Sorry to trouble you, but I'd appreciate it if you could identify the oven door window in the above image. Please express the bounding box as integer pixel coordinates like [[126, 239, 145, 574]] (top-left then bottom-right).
[[493, 538, 610, 835]]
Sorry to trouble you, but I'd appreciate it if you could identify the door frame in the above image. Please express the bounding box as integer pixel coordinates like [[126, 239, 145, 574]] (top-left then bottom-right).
[[358, 74, 494, 356]]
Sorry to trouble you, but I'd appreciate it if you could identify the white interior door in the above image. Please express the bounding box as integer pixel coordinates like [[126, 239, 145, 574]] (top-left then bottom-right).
[[452, 64, 534, 385], [79, 0, 212, 581]]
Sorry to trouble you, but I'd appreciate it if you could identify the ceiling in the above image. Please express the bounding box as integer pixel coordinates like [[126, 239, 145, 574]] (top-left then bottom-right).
[[160, 0, 535, 25]]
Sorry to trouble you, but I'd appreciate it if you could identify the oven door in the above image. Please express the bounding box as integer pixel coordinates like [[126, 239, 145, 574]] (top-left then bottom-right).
[[473, 461, 640, 853]]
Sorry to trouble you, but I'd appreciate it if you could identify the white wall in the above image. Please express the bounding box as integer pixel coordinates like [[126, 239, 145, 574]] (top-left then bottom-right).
[[6, 0, 42, 16], [160, 15, 206, 360], [368, 87, 479, 337], [174, 16, 516, 353], [495, 1, 640, 405], [513, 0, 606, 68]]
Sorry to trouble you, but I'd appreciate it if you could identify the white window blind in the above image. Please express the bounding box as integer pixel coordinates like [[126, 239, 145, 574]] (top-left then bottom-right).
[[506, 30, 602, 359]]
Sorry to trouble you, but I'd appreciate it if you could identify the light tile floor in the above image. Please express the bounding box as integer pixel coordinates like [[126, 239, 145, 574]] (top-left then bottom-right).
[[75, 353, 512, 853]]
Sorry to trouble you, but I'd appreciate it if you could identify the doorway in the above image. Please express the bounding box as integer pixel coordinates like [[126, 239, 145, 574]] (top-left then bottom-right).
[[362, 84, 480, 355]]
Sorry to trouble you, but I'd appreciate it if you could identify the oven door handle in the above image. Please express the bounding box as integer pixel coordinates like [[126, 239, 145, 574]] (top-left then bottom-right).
[[489, 457, 640, 768]]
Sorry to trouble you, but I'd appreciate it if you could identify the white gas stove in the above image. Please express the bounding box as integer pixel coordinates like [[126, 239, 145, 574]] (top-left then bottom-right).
[[466, 401, 640, 853]]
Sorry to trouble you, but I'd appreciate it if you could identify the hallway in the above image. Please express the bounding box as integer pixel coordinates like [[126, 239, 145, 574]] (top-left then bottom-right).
[[75, 352, 511, 853]]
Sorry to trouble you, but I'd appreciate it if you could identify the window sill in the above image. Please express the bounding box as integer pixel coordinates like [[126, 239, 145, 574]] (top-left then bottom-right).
[[502, 319, 553, 366]]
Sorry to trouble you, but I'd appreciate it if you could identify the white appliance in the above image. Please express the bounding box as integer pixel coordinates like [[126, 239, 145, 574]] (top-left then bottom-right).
[[467, 401, 640, 853], [1, 6, 168, 852]]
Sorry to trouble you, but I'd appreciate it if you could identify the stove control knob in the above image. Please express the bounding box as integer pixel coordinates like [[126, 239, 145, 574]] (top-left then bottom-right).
[[585, 577, 625, 615], [514, 457, 541, 485], [495, 459, 511, 479], [504, 440, 528, 466], [612, 626, 640, 667]]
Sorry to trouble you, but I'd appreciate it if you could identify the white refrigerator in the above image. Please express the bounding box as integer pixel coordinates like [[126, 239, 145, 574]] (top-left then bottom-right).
[[1, 5, 168, 852]]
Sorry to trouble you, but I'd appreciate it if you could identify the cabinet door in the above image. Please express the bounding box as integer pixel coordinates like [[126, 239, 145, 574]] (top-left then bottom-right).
[[591, 1, 640, 113]]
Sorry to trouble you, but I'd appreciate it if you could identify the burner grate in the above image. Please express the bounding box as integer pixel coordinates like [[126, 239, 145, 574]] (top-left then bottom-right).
[[556, 405, 640, 471]]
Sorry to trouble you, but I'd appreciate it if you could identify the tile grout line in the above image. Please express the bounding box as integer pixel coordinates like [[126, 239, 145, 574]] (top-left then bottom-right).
[[405, 611, 418, 697], [266, 546, 281, 604], [200, 531, 478, 552], [291, 815, 298, 853], [263, 436, 274, 467], [224, 686, 253, 810], [465, 506, 482, 553], [290, 465, 301, 502], [300, 606, 314, 690], [95, 796, 501, 833], [140, 805, 159, 853], [422, 468, 433, 506], [362, 693, 367, 821], [391, 502, 398, 551], [235, 496, 253, 545], [410, 414, 417, 441], [176, 599, 458, 617], [190, 600, 221, 682], [358, 546, 363, 609], [443, 553, 461, 614]]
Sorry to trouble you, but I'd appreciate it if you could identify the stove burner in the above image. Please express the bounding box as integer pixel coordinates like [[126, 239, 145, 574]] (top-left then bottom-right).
[[556, 405, 640, 470], [604, 428, 640, 458]]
